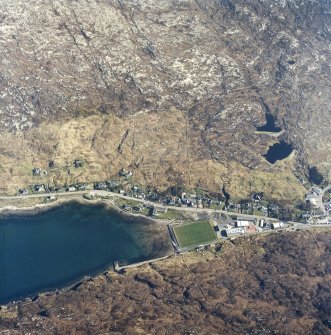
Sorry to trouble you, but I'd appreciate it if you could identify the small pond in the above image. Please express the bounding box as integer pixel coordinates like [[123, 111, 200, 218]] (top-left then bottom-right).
[[256, 113, 282, 133], [264, 141, 293, 164]]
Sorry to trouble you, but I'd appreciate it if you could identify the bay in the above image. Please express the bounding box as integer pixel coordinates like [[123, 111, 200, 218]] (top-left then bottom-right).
[[0, 202, 170, 304]]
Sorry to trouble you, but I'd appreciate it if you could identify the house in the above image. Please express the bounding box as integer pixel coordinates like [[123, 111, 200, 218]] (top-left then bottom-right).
[[165, 197, 176, 206], [107, 180, 119, 188], [19, 188, 29, 195], [313, 209, 325, 216], [77, 184, 87, 191], [223, 227, 246, 236], [95, 183, 107, 190], [312, 187, 322, 195], [271, 222, 284, 229], [152, 207, 158, 216], [251, 192, 264, 202], [305, 192, 318, 206], [306, 192, 316, 200], [73, 160, 83, 168], [152, 206, 168, 216], [34, 185, 45, 193], [236, 218, 252, 227], [306, 197, 317, 206], [67, 186, 76, 192], [119, 168, 133, 177], [32, 168, 42, 176]]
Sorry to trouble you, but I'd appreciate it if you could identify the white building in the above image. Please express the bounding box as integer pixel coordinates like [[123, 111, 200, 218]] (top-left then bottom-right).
[[271, 222, 284, 229], [305, 193, 317, 206], [224, 227, 246, 236], [258, 219, 266, 228], [236, 219, 251, 227]]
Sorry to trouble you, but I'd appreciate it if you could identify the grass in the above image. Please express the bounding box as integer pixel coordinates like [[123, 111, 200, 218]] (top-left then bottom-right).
[[156, 209, 186, 220], [173, 221, 216, 248], [210, 203, 224, 210], [253, 210, 265, 216], [114, 198, 142, 208]]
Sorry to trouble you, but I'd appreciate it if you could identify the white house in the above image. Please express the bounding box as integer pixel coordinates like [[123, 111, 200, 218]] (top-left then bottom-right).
[[236, 220, 251, 227], [67, 186, 76, 192], [271, 222, 284, 229]]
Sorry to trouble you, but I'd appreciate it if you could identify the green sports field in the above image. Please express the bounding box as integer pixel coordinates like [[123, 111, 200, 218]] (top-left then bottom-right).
[[173, 221, 216, 248]]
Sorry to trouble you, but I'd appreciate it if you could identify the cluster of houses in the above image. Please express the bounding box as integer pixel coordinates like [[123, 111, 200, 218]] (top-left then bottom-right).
[[305, 187, 322, 207], [226, 193, 280, 218], [112, 186, 223, 210], [303, 187, 331, 224], [19, 164, 315, 225], [216, 217, 284, 237], [19, 182, 90, 196]]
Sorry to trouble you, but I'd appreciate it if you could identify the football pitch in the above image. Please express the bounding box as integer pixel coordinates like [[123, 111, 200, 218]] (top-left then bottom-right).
[[173, 221, 217, 248]]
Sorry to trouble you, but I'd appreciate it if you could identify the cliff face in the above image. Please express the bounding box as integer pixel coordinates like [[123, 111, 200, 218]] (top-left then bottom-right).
[[1, 231, 331, 335], [0, 0, 330, 197]]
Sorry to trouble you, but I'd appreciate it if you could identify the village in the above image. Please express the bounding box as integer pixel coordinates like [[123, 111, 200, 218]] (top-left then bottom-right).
[[19, 161, 330, 216], [8, 161, 330, 251]]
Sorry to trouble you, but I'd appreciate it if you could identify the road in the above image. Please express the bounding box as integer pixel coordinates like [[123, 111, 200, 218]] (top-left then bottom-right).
[[0, 189, 330, 230], [0, 189, 280, 222]]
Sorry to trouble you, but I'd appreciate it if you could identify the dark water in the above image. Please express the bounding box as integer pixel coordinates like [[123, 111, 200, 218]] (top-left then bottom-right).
[[264, 141, 293, 164], [308, 166, 324, 185], [0, 202, 167, 304], [256, 113, 282, 132]]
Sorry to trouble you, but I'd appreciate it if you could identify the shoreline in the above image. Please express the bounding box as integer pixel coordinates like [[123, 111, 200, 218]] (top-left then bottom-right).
[[0, 194, 168, 230], [0, 195, 89, 217]]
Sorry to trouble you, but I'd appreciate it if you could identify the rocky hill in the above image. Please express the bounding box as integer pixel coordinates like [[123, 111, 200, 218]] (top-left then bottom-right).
[[0, 0, 330, 199], [1, 230, 330, 334]]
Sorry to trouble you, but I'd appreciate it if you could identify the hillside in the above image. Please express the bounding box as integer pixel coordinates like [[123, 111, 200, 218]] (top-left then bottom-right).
[[1, 230, 330, 334], [0, 0, 330, 199]]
